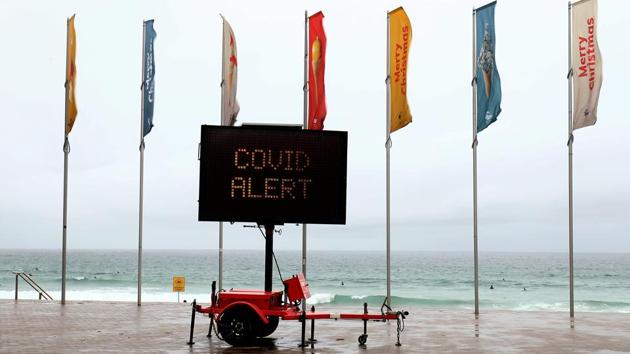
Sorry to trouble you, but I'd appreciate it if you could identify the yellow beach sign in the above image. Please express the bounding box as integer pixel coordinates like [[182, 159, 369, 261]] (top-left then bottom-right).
[[172, 276, 185, 292]]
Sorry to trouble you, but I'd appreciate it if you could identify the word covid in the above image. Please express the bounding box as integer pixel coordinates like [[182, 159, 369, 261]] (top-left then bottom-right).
[[230, 148, 312, 200]]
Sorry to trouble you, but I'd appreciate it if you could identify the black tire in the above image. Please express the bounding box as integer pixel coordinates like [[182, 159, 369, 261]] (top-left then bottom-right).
[[218, 307, 257, 346], [256, 316, 279, 337]]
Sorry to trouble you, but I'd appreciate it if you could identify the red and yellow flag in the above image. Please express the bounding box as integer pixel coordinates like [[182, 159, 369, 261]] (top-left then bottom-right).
[[388, 7, 412, 133], [308, 11, 327, 130], [65, 15, 77, 135], [222, 17, 239, 127]]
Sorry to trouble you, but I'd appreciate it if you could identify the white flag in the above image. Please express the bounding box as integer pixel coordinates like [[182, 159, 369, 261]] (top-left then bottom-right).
[[571, 0, 602, 130], [222, 18, 240, 126]]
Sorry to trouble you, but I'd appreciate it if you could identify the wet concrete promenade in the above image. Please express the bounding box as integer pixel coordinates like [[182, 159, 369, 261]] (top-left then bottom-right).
[[2, 300, 630, 353]]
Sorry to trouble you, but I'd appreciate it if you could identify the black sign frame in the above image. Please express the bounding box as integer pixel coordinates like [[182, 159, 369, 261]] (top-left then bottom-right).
[[198, 125, 347, 225]]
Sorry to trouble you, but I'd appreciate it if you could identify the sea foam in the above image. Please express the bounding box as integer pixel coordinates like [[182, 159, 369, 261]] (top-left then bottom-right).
[[306, 293, 335, 305]]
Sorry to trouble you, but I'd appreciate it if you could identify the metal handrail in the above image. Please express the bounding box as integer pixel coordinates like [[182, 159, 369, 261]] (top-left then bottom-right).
[[13, 272, 53, 301]]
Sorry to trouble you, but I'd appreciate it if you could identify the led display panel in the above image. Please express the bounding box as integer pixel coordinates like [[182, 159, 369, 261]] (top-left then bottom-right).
[[198, 125, 347, 225]]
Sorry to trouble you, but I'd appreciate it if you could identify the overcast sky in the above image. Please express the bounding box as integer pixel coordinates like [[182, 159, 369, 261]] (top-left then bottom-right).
[[0, 0, 628, 252]]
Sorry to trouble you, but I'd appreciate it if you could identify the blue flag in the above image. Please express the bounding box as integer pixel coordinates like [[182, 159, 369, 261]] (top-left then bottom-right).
[[475, 2, 501, 133], [142, 20, 156, 137]]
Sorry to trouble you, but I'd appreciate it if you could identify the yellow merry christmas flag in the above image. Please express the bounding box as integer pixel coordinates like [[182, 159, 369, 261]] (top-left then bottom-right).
[[388, 7, 412, 133]]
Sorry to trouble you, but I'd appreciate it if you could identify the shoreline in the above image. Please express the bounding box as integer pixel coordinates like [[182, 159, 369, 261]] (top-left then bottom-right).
[[3, 296, 630, 313], [3, 300, 630, 353], [4, 293, 630, 314]]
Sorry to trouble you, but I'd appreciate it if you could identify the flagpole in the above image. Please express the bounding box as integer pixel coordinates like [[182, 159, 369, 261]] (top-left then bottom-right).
[[302, 10, 309, 286], [137, 21, 147, 307], [472, 7, 480, 316], [567, 1, 575, 319], [61, 16, 71, 306], [218, 15, 226, 292], [385, 11, 392, 309]]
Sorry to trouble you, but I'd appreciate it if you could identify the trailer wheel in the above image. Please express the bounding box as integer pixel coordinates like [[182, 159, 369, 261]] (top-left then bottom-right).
[[256, 316, 279, 337], [218, 307, 257, 346]]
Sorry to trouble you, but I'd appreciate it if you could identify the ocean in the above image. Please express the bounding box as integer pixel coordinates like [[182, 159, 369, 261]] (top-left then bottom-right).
[[2, 250, 630, 313]]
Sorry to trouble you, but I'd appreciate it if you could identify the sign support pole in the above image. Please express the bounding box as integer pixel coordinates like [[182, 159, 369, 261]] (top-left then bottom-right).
[[385, 11, 392, 309], [264, 225, 274, 292]]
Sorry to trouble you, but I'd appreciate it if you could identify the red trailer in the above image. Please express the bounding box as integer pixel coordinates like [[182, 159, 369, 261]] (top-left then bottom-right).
[[186, 227, 408, 348]]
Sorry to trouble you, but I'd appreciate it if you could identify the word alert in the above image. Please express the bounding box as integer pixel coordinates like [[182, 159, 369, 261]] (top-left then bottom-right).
[[230, 148, 313, 200]]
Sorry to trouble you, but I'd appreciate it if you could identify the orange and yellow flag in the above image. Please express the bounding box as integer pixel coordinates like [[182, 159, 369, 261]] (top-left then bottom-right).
[[65, 15, 77, 135], [388, 7, 412, 133]]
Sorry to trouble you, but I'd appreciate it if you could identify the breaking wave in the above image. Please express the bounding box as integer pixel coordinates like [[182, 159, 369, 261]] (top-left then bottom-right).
[[305, 293, 630, 312], [306, 293, 472, 308]]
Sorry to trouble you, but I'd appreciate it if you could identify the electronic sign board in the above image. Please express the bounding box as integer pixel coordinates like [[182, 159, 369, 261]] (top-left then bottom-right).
[[198, 125, 347, 225]]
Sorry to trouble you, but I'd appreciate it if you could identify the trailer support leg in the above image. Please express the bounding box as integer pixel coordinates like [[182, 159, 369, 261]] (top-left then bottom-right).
[[207, 281, 216, 338], [187, 299, 196, 345], [299, 310, 307, 348], [310, 305, 316, 346], [395, 310, 408, 347], [358, 302, 368, 347], [207, 316, 214, 338]]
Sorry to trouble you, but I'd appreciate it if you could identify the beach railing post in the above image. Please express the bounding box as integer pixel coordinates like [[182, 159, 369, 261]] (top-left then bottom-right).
[[187, 299, 196, 345], [14, 274, 18, 301]]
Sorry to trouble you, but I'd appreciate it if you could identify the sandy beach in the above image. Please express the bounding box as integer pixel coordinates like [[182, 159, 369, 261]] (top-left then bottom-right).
[[2, 299, 630, 353]]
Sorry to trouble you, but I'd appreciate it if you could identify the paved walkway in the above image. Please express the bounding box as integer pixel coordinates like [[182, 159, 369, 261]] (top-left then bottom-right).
[[1, 300, 630, 353]]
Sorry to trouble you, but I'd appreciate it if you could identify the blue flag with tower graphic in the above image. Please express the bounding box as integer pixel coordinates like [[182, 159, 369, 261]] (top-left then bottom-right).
[[475, 2, 501, 133], [142, 20, 156, 137]]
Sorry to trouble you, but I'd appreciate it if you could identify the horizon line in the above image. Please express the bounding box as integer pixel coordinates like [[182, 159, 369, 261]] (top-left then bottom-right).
[[2, 248, 630, 255]]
